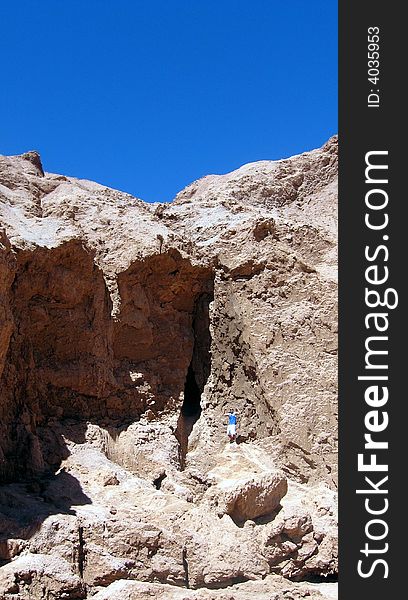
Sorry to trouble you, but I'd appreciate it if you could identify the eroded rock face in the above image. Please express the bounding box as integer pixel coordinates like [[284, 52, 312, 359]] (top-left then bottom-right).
[[0, 240, 213, 481], [0, 138, 337, 598]]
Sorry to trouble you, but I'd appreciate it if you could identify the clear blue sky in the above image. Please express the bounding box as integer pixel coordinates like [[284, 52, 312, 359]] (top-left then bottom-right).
[[0, 1, 337, 203]]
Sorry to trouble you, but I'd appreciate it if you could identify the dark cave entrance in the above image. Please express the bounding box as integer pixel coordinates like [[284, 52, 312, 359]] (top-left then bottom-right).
[[176, 293, 212, 470], [181, 364, 202, 420]]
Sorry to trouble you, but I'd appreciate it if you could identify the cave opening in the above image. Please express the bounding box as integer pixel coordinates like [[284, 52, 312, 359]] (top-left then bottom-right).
[[181, 364, 202, 420], [176, 292, 212, 470]]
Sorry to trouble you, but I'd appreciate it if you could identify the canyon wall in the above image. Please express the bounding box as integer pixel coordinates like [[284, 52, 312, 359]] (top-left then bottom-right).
[[0, 139, 338, 599]]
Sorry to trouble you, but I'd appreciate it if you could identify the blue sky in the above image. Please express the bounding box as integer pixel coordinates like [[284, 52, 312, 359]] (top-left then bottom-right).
[[0, 1, 337, 203]]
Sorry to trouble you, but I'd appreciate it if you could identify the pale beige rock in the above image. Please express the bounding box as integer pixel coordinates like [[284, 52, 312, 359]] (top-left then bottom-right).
[[91, 576, 336, 600], [0, 139, 338, 598], [0, 553, 86, 599], [218, 471, 288, 521]]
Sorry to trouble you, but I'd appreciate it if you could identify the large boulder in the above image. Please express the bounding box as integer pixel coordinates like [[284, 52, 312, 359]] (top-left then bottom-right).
[[222, 471, 288, 522]]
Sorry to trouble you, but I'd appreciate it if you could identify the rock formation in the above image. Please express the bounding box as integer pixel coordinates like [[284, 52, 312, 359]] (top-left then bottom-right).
[[0, 138, 338, 599]]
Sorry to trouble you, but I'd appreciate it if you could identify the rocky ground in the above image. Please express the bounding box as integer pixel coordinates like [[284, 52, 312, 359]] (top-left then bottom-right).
[[0, 137, 338, 599]]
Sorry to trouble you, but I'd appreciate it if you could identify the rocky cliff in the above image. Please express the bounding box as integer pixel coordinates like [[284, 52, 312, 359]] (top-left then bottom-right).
[[0, 138, 338, 599]]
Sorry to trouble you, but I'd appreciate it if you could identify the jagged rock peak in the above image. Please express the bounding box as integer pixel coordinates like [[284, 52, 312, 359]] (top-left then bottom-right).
[[20, 150, 44, 175]]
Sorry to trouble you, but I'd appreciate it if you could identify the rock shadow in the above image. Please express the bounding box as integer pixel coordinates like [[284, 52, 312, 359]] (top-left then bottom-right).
[[0, 469, 91, 563], [230, 504, 283, 528]]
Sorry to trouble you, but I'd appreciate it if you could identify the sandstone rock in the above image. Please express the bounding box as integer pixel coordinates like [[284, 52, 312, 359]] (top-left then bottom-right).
[[268, 513, 314, 540], [222, 471, 288, 521], [0, 539, 26, 561], [81, 542, 135, 586], [0, 553, 85, 599], [260, 481, 337, 580], [91, 576, 336, 600], [0, 139, 338, 598], [181, 511, 270, 588]]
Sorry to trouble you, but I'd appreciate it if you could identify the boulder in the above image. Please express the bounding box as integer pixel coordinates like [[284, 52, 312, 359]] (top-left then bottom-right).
[[223, 471, 288, 521]]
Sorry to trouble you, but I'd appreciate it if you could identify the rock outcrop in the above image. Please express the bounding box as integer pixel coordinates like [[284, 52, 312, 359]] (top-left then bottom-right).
[[0, 138, 338, 599]]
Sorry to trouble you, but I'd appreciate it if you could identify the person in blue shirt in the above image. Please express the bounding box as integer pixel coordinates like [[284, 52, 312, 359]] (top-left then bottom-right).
[[226, 410, 237, 443]]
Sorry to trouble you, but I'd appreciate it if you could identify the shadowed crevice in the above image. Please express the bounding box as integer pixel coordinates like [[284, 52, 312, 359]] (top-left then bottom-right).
[[175, 293, 213, 470]]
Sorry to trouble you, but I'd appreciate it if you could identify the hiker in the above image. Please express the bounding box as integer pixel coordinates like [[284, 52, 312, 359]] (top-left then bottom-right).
[[226, 409, 237, 443]]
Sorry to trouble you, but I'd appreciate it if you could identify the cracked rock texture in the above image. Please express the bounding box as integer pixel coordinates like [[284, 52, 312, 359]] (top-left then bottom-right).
[[0, 138, 338, 599]]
